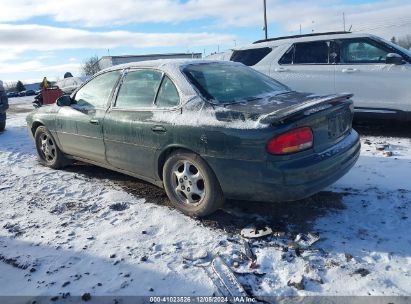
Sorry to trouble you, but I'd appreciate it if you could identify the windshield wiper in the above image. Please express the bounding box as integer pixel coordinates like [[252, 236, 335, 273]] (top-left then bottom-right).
[[222, 96, 263, 106]]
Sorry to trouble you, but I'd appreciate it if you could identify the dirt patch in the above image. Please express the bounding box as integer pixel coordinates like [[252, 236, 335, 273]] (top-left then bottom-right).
[[64, 162, 170, 206], [200, 191, 346, 235], [354, 120, 411, 138], [63, 163, 347, 235]]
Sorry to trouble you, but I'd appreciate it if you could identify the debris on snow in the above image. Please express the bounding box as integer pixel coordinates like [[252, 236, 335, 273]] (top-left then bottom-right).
[[202, 256, 248, 297], [183, 249, 209, 261], [353, 268, 371, 277], [376, 144, 389, 151], [243, 240, 256, 261], [294, 232, 320, 249], [109, 202, 129, 211], [345, 253, 354, 262], [287, 274, 305, 290], [383, 151, 394, 157], [240, 225, 272, 239]]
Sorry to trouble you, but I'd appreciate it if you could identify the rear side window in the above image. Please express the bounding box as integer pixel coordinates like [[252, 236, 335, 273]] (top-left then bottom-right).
[[278, 45, 294, 64], [156, 76, 179, 107], [230, 47, 272, 66], [116, 70, 162, 108], [294, 41, 329, 64]]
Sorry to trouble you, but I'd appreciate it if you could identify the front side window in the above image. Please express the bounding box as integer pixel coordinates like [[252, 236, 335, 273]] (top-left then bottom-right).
[[293, 41, 329, 64], [116, 70, 162, 108], [156, 76, 179, 107], [337, 38, 390, 63], [183, 63, 289, 104], [74, 71, 121, 108], [230, 47, 272, 66]]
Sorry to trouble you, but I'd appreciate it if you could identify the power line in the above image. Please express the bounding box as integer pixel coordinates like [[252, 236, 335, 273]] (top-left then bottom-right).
[[353, 20, 411, 32]]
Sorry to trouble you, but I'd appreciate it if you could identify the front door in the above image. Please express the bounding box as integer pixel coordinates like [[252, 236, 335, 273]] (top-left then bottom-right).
[[56, 70, 121, 162], [334, 37, 411, 113]]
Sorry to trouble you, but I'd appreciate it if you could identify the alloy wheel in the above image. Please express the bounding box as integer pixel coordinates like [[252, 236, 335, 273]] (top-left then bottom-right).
[[39, 133, 56, 163], [171, 160, 205, 206]]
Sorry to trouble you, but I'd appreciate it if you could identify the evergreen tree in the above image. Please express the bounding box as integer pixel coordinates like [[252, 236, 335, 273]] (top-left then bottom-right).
[[16, 81, 26, 92]]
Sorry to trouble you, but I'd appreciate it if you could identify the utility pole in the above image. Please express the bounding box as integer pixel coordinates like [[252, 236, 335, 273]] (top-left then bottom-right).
[[263, 0, 268, 40], [299, 24, 302, 35], [343, 12, 346, 31]]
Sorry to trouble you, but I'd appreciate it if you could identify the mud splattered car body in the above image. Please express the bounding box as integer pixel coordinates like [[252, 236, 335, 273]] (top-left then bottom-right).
[[26, 60, 360, 216]]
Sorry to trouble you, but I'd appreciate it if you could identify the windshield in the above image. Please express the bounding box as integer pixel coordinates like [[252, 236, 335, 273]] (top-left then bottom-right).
[[182, 63, 289, 104], [375, 37, 411, 59]]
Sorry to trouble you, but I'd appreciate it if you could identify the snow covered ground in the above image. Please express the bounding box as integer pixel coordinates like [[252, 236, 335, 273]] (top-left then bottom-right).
[[0, 97, 410, 302]]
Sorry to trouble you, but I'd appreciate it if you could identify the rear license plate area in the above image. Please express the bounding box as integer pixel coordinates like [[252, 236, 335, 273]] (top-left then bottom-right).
[[328, 109, 351, 139]]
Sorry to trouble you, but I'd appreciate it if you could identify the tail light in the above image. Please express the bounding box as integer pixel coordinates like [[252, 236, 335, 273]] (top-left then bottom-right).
[[266, 127, 313, 155]]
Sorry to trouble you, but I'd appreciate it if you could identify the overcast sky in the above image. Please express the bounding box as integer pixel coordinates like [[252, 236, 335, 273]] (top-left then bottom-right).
[[0, 0, 410, 83]]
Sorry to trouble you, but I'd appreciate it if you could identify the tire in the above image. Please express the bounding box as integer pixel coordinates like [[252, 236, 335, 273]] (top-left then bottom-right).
[[0, 120, 5, 132], [163, 151, 224, 217], [34, 126, 68, 169]]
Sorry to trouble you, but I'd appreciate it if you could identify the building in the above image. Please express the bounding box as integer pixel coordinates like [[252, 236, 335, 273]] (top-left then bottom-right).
[[97, 53, 202, 70]]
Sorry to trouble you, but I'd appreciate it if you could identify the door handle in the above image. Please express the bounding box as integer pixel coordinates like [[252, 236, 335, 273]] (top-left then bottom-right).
[[342, 68, 358, 73], [151, 125, 167, 133], [274, 67, 289, 72], [89, 119, 99, 125]]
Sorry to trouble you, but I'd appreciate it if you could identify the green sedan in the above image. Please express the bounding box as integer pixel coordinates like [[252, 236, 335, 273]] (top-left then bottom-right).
[[27, 60, 360, 216]]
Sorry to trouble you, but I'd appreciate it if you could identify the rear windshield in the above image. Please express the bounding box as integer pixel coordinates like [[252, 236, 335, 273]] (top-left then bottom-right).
[[182, 63, 289, 104], [230, 47, 272, 66]]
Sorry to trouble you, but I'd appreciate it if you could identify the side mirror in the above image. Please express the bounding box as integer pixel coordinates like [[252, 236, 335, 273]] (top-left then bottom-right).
[[385, 53, 403, 65], [56, 95, 72, 107]]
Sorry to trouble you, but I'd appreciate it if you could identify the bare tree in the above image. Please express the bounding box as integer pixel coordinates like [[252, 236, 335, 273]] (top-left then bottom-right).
[[4, 81, 17, 92], [397, 35, 411, 50], [81, 55, 101, 76]]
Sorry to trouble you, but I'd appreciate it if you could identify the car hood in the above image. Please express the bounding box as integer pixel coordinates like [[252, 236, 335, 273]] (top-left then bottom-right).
[[27, 104, 59, 122], [36, 104, 60, 114], [215, 91, 353, 124]]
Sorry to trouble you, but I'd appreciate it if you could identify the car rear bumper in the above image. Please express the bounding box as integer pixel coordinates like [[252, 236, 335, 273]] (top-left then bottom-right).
[[205, 130, 360, 202]]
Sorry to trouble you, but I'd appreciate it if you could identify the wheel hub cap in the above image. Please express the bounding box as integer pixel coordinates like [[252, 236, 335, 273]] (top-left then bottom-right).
[[172, 160, 205, 205], [39, 133, 56, 162]]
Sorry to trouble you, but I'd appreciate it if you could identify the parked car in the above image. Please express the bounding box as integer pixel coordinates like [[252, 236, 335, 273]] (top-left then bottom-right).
[[209, 32, 411, 121], [26, 60, 360, 216], [18, 91, 26, 97], [55, 77, 83, 95], [25, 89, 36, 96], [7, 92, 18, 98], [0, 80, 9, 132]]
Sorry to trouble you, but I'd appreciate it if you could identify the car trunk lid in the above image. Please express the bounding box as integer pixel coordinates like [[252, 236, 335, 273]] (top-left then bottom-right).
[[220, 91, 354, 153]]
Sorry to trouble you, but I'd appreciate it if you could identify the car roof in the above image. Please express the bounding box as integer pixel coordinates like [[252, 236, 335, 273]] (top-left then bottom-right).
[[100, 59, 241, 74], [235, 32, 376, 50]]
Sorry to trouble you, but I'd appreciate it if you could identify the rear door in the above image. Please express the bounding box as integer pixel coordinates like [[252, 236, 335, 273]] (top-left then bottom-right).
[[334, 37, 411, 113], [271, 40, 335, 94], [103, 69, 180, 178], [56, 70, 121, 162]]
